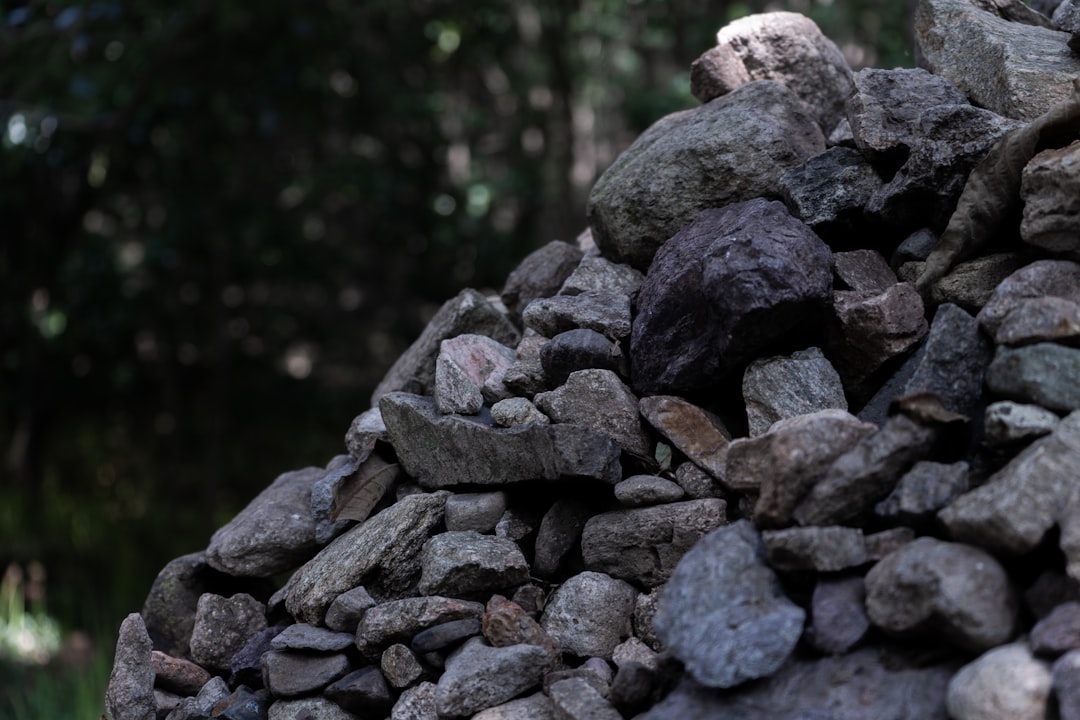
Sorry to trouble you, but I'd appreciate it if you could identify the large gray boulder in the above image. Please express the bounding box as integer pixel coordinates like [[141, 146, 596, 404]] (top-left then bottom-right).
[[587, 81, 825, 271], [630, 199, 833, 395]]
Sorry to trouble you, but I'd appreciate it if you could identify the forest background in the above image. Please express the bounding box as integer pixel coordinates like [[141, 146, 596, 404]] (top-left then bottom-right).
[[0, 0, 914, 715]]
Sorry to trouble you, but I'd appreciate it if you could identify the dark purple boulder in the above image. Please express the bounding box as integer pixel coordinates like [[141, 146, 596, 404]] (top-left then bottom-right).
[[630, 199, 833, 395]]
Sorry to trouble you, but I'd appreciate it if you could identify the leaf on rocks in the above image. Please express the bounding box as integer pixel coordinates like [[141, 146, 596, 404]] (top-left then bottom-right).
[[331, 454, 400, 523], [655, 442, 673, 472]]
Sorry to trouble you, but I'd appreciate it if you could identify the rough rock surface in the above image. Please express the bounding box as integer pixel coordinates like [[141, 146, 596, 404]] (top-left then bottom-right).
[[1021, 140, 1080, 257], [986, 343, 1080, 411], [435, 638, 550, 718], [534, 369, 649, 456], [105, 614, 156, 720], [588, 81, 825, 271], [637, 395, 730, 478], [947, 643, 1052, 720], [741, 346, 847, 437], [500, 240, 584, 321], [631, 199, 833, 394], [540, 571, 637, 658]]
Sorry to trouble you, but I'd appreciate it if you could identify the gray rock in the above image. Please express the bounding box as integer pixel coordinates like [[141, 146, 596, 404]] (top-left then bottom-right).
[[436, 334, 517, 414], [501, 331, 549, 397], [780, 146, 884, 242], [917, 0, 1080, 121], [984, 401, 1060, 448], [761, 526, 868, 573], [925, 253, 1033, 313], [105, 614, 156, 720], [151, 651, 211, 696], [268, 697, 359, 720], [986, 343, 1080, 412], [355, 596, 484, 658], [548, 677, 622, 720], [444, 492, 508, 533], [345, 406, 387, 459], [947, 643, 1052, 720], [270, 623, 354, 652], [631, 199, 833, 395], [205, 465, 321, 578], [435, 638, 550, 718], [1054, 650, 1080, 720], [470, 695, 556, 720], [188, 593, 267, 674], [809, 577, 870, 655], [228, 623, 287, 689], [539, 329, 625, 387], [261, 650, 350, 697], [581, 500, 727, 587], [633, 588, 663, 652], [495, 507, 538, 543], [865, 526, 917, 560], [941, 411, 1080, 581], [164, 676, 229, 720], [541, 571, 637, 658], [1057, 0, 1080, 31], [674, 461, 723, 499], [826, 283, 928, 396], [726, 409, 876, 526], [489, 397, 549, 427], [1031, 601, 1080, 656], [391, 681, 438, 720], [324, 585, 376, 634], [481, 594, 560, 661], [834, 249, 899, 293], [311, 454, 363, 545], [324, 667, 394, 716], [558, 255, 644, 298], [793, 414, 939, 526], [1025, 571, 1080, 620], [534, 369, 649, 456], [382, 643, 425, 689], [1022, 140, 1080, 257], [977, 260, 1080, 337], [613, 475, 684, 507], [637, 645, 957, 719], [903, 303, 993, 419], [612, 636, 658, 671], [532, 498, 592, 578], [500, 240, 584, 321], [638, 395, 731, 479], [141, 552, 224, 659], [380, 393, 621, 488], [521, 290, 632, 341], [994, 296, 1080, 346], [588, 81, 825, 271], [892, 228, 939, 269], [874, 460, 970, 522], [690, 12, 853, 134], [742, 347, 848, 437], [372, 288, 519, 406], [865, 537, 1017, 653], [411, 617, 483, 654], [284, 491, 449, 624], [654, 520, 805, 689], [418, 531, 530, 598]]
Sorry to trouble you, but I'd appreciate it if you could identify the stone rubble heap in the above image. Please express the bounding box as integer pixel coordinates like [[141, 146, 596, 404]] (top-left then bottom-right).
[[107, 2, 1080, 719]]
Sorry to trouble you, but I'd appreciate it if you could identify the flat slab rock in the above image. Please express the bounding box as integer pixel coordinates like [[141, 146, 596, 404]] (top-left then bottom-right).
[[380, 392, 622, 488]]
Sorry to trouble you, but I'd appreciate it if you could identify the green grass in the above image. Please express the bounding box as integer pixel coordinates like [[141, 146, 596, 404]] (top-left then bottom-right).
[[1, 653, 111, 720]]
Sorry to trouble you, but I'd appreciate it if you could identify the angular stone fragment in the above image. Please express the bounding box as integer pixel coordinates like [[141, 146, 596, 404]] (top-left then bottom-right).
[[947, 643, 1052, 720], [356, 596, 484, 658], [324, 666, 394, 716], [418, 531, 530, 598], [532, 498, 592, 578], [310, 454, 363, 545], [761, 526, 868, 573], [541, 571, 637, 658], [588, 81, 825, 271], [581, 499, 727, 587], [674, 462, 723, 499], [261, 650, 350, 697], [435, 334, 517, 415], [691, 12, 853, 134], [270, 624, 355, 652], [229, 624, 287, 689], [325, 586, 376, 634], [793, 414, 939, 526], [380, 393, 621, 488], [865, 537, 1017, 652], [205, 465, 321, 578], [151, 651, 210, 696], [639, 646, 956, 719], [1054, 650, 1080, 720], [904, 303, 993, 420], [534, 369, 649, 456], [522, 291, 631, 341], [410, 618, 482, 655], [372, 288, 519, 405], [654, 521, 805, 689], [501, 331, 548, 398], [482, 595, 560, 661], [834, 249, 899, 293], [874, 460, 970, 523], [548, 677, 622, 720], [470, 693, 556, 720], [1022, 140, 1080, 256], [917, 0, 1080, 121], [390, 682, 438, 720], [631, 199, 833, 394], [382, 643, 425, 689], [489, 397, 549, 427], [189, 593, 267, 674], [977, 260, 1080, 337], [444, 492, 508, 533], [105, 614, 156, 720], [284, 492, 449, 624], [345, 406, 387, 459], [809, 577, 870, 655], [613, 475, 684, 507], [994, 296, 1080, 346], [435, 638, 550, 718], [638, 395, 730, 478], [926, 253, 1032, 312], [1031, 601, 1080, 656], [141, 552, 233, 659], [166, 676, 229, 720], [940, 411, 1080, 582], [726, 409, 876, 526], [500, 240, 584, 321], [779, 147, 884, 242], [268, 697, 358, 720], [539, 329, 625, 387], [558, 256, 644, 299], [741, 347, 847, 437], [984, 401, 1060, 448], [986, 343, 1080, 412]]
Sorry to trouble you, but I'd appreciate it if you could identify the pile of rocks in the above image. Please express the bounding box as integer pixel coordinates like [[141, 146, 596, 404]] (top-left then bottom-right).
[[106, 2, 1080, 719]]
